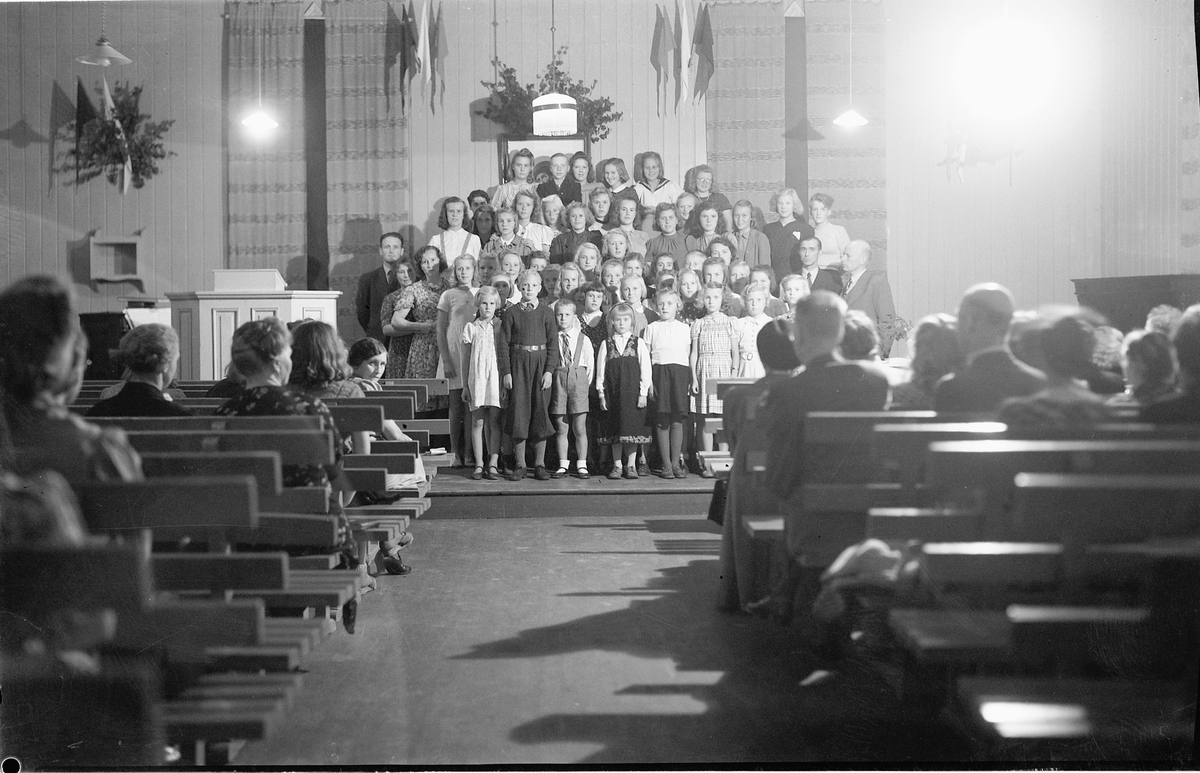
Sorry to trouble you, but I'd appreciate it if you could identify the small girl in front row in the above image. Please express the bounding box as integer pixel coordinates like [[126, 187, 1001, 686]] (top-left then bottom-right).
[[549, 298, 594, 478], [597, 303, 653, 479], [643, 289, 692, 479], [691, 285, 739, 472], [461, 286, 504, 480]]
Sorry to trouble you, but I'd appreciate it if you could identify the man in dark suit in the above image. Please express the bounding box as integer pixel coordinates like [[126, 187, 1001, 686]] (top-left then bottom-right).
[[790, 236, 843, 294], [934, 282, 1046, 414], [763, 291, 891, 579], [1141, 304, 1199, 422], [355, 231, 405, 345], [841, 240, 897, 356]]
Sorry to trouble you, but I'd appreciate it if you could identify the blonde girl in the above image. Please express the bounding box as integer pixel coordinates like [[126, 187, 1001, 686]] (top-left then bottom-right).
[[461, 285, 504, 480], [557, 262, 585, 303], [481, 207, 533, 263], [764, 186, 814, 281], [541, 195, 565, 238], [690, 284, 739, 470], [549, 201, 601, 265], [596, 302, 652, 479], [513, 190, 554, 253], [436, 255, 478, 467], [492, 148, 536, 209], [575, 242, 602, 281], [730, 199, 770, 267]]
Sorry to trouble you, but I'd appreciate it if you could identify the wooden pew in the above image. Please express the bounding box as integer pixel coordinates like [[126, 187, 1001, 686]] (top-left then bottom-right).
[[123, 429, 335, 466], [141, 451, 330, 514]]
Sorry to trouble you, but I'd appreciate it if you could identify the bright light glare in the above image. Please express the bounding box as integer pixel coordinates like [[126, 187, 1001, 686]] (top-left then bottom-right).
[[953, 21, 1057, 122], [980, 701, 1087, 724], [833, 109, 868, 128], [241, 109, 279, 137]]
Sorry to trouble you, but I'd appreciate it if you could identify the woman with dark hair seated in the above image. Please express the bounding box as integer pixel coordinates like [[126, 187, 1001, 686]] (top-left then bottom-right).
[[1109, 329, 1177, 407], [288, 320, 365, 400], [0, 275, 142, 488], [87, 324, 192, 417], [214, 317, 373, 630], [998, 312, 1120, 427]]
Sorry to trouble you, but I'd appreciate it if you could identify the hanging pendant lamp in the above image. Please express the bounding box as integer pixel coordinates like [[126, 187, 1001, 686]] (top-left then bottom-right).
[[77, 36, 132, 67], [833, 8, 866, 129], [240, 14, 278, 138]]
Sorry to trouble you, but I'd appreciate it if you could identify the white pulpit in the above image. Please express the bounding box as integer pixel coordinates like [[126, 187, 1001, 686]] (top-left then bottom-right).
[[168, 270, 341, 380]]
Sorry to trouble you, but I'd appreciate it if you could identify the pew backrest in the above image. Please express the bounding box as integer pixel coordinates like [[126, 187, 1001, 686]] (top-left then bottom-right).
[[0, 531, 154, 615], [123, 430, 335, 466]]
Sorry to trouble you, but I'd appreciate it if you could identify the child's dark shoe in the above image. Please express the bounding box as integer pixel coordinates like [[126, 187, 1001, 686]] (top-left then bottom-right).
[[509, 466, 527, 481], [534, 465, 551, 481]]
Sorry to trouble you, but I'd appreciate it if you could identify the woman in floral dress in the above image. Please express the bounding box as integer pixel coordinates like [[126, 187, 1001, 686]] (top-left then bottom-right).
[[388, 246, 446, 409], [380, 256, 416, 379]]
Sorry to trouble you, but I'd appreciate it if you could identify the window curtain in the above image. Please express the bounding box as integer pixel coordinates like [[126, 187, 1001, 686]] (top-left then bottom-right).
[[704, 1, 786, 221], [225, 1, 307, 279], [325, 0, 411, 341]]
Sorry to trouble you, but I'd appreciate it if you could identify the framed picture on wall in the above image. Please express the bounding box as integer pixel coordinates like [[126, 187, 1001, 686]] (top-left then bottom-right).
[[497, 134, 590, 185]]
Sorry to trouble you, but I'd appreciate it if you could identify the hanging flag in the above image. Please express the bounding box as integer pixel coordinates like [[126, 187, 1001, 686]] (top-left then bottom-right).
[[429, 2, 448, 112], [675, 0, 691, 112], [401, 0, 418, 96], [75, 77, 99, 185], [101, 76, 132, 194], [416, 0, 431, 87], [384, 2, 407, 114], [692, 2, 714, 103], [650, 5, 670, 116]]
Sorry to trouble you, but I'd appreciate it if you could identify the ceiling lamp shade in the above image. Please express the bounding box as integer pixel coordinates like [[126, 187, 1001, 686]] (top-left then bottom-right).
[[77, 36, 132, 67], [833, 108, 868, 128], [532, 93, 577, 137], [241, 109, 280, 137]]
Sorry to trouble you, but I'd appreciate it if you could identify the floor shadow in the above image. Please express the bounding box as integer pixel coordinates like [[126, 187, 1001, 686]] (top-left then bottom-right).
[[453, 555, 971, 764], [564, 519, 720, 534]]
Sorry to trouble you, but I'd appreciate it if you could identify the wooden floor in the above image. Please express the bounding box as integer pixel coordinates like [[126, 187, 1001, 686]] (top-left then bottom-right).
[[235, 500, 969, 765]]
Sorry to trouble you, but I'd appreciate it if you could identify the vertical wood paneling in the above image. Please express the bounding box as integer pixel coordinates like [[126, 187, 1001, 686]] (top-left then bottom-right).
[[1, 0, 224, 312]]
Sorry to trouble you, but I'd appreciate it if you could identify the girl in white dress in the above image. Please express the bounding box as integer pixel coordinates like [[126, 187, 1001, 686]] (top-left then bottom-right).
[[429, 197, 481, 260], [437, 255, 479, 467], [461, 285, 503, 480]]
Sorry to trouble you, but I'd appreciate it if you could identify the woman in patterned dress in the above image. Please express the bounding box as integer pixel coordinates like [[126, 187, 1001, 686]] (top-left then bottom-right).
[[380, 256, 416, 379], [391, 246, 446, 410]]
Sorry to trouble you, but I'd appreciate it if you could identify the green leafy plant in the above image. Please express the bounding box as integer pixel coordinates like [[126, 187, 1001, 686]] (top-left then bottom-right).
[[477, 46, 622, 143], [879, 314, 914, 345], [56, 81, 175, 189]]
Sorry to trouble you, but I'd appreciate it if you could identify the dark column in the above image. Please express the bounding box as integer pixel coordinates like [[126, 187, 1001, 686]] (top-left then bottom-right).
[[784, 2, 809, 199], [303, 16, 329, 290]]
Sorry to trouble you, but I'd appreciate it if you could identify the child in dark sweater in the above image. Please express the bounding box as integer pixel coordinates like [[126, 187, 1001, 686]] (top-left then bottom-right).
[[497, 269, 560, 480]]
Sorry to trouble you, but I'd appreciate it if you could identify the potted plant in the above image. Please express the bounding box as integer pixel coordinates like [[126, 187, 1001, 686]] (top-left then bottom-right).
[[477, 46, 622, 143]]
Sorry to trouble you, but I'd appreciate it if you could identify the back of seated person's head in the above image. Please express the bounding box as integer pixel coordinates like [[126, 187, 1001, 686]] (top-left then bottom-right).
[[840, 310, 881, 361], [119, 324, 179, 378], [1092, 324, 1124, 374], [758, 318, 800, 373], [1039, 313, 1097, 381], [1006, 310, 1049, 371], [289, 321, 350, 390], [230, 317, 290, 381], [0, 275, 87, 407], [958, 282, 1016, 352], [1146, 304, 1183, 336], [1122, 328, 1175, 393], [792, 291, 846, 362], [910, 313, 963, 387], [1171, 305, 1200, 386]]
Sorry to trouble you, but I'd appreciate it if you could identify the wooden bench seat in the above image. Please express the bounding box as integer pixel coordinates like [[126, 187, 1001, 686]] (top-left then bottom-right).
[[867, 507, 982, 542], [123, 429, 335, 467], [141, 451, 330, 514], [956, 676, 1196, 759]]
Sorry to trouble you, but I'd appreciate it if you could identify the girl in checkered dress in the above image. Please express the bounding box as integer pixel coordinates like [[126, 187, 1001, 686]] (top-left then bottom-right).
[[690, 285, 739, 471]]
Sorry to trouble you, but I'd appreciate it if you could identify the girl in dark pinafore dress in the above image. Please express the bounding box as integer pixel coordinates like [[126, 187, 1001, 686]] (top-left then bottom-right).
[[497, 269, 560, 481], [596, 303, 653, 479]]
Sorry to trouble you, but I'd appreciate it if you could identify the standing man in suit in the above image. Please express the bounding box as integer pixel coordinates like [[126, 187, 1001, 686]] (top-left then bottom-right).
[[355, 231, 406, 345], [790, 236, 844, 294], [841, 239, 897, 357], [753, 291, 890, 619], [934, 283, 1046, 414]]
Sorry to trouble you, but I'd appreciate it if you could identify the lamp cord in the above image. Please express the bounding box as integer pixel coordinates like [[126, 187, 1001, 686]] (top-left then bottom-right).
[[550, 0, 556, 58]]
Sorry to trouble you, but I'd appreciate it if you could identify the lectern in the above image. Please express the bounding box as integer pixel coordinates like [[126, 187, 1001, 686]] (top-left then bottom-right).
[[168, 270, 341, 380]]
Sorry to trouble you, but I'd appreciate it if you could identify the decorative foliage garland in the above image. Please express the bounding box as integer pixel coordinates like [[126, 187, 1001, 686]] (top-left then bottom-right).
[[477, 46, 623, 143], [57, 81, 175, 190]]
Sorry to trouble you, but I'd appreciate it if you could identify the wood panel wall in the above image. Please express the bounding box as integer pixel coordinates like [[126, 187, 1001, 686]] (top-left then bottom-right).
[[0, 1, 225, 312], [885, 0, 1105, 323]]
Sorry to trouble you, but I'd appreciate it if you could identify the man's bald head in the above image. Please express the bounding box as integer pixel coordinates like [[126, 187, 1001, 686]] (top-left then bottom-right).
[[792, 290, 846, 363], [843, 239, 872, 272], [957, 283, 1017, 353]]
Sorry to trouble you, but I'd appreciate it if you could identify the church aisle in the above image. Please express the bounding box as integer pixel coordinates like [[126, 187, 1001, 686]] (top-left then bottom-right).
[[236, 513, 966, 766]]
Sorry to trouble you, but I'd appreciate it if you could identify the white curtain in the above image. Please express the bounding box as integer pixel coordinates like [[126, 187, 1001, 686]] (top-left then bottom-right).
[[226, 0, 308, 283]]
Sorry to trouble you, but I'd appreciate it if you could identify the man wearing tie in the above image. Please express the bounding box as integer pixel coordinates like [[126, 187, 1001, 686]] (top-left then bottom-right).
[[355, 231, 406, 345], [840, 239, 897, 357], [790, 236, 843, 294]]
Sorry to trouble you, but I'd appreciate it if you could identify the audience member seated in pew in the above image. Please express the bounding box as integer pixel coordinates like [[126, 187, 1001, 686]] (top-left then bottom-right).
[[0, 275, 143, 486], [1108, 329, 1177, 407], [205, 362, 246, 398], [213, 317, 367, 629], [86, 325, 193, 418], [1142, 304, 1200, 423], [98, 373, 187, 401], [839, 310, 882, 363], [934, 283, 1046, 414], [890, 313, 963, 410], [347, 337, 428, 447], [997, 312, 1120, 427], [755, 291, 890, 621], [717, 319, 800, 612]]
